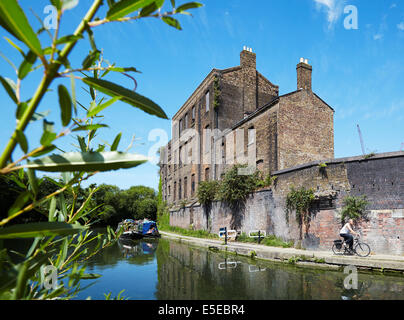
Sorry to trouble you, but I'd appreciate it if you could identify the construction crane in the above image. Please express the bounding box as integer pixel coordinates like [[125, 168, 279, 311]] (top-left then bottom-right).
[[357, 124, 366, 155]]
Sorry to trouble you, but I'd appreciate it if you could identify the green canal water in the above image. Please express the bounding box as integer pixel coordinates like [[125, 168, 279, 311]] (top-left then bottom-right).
[[71, 237, 404, 300]]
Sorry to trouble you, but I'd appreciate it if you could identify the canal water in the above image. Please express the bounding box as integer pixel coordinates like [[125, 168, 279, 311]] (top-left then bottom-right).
[[73, 237, 404, 300]]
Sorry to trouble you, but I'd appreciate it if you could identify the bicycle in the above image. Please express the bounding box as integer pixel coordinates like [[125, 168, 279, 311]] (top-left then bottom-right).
[[332, 233, 371, 257]]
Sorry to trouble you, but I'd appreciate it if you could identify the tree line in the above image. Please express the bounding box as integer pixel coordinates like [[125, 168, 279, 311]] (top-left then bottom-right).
[[0, 173, 157, 227]]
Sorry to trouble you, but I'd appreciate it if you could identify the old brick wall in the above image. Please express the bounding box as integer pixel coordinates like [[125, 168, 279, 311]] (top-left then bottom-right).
[[169, 153, 404, 255], [277, 90, 334, 170]]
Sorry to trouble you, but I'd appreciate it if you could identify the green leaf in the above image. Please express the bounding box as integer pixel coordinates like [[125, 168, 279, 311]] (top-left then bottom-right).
[[82, 77, 168, 119], [3, 36, 25, 57], [80, 273, 102, 280], [82, 50, 100, 69], [0, 222, 87, 239], [72, 124, 108, 132], [50, 0, 62, 10], [87, 96, 121, 118], [24, 151, 148, 172], [8, 191, 31, 217], [15, 129, 28, 154], [32, 145, 57, 158], [77, 136, 87, 152], [27, 169, 38, 197], [140, 1, 162, 17], [49, 197, 57, 222], [18, 50, 37, 80], [0, 76, 18, 103], [16, 102, 28, 120], [0, 0, 43, 57], [61, 0, 79, 11], [111, 132, 122, 151], [55, 237, 69, 268], [40, 131, 57, 146], [162, 16, 182, 30], [107, 0, 116, 8], [175, 2, 203, 12], [58, 85, 72, 127], [55, 34, 83, 45], [70, 73, 77, 115], [106, 0, 156, 20]]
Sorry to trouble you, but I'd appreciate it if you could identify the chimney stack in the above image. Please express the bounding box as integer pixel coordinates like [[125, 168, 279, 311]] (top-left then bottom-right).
[[240, 46, 256, 69], [296, 58, 312, 91]]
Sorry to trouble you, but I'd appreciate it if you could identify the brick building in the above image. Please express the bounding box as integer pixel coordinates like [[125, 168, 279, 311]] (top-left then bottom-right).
[[160, 48, 334, 206]]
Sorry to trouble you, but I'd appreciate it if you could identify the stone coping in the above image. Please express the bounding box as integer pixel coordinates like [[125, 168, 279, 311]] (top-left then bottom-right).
[[160, 231, 404, 272], [273, 151, 404, 176]]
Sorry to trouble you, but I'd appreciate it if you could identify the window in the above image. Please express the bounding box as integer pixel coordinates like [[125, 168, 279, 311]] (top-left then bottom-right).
[[204, 124, 210, 154], [184, 177, 187, 198], [179, 146, 182, 167], [179, 119, 183, 135], [179, 179, 182, 200], [191, 174, 195, 195], [192, 106, 196, 120], [184, 113, 188, 129], [248, 126, 255, 145], [173, 182, 176, 201], [205, 91, 210, 112], [205, 167, 210, 181]]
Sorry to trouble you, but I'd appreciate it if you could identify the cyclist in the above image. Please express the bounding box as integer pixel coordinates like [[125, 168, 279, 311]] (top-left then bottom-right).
[[340, 218, 359, 253]]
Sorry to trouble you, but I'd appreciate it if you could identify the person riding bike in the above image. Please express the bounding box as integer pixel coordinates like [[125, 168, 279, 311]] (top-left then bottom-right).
[[339, 218, 359, 253]]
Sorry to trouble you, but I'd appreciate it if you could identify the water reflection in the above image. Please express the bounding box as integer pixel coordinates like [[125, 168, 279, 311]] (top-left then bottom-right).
[[11, 235, 397, 300], [154, 239, 404, 300]]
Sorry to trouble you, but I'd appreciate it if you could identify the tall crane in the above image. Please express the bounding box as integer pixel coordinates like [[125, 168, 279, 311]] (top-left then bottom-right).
[[357, 124, 366, 155]]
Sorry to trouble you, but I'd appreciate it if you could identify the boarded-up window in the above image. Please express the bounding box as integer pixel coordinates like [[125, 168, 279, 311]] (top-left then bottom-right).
[[191, 174, 195, 195], [205, 167, 210, 181]]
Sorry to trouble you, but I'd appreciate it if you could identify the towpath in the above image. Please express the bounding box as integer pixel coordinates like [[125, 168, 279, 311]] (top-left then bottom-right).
[[160, 231, 404, 272]]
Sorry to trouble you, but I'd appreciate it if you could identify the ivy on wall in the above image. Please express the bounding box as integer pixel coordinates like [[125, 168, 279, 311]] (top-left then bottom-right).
[[213, 75, 221, 109]]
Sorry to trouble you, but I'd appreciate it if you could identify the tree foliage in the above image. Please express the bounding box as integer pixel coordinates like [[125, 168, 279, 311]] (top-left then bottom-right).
[[197, 180, 220, 205], [340, 195, 369, 224], [286, 186, 315, 239], [0, 0, 203, 300]]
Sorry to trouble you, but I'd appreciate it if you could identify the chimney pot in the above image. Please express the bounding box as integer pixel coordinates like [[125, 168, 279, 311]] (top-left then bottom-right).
[[240, 47, 256, 69], [296, 59, 312, 91]]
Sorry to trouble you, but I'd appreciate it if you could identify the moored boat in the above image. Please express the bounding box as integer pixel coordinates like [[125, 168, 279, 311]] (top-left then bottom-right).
[[116, 219, 160, 240]]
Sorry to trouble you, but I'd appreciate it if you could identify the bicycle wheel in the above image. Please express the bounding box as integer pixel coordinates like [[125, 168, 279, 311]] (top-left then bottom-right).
[[332, 243, 344, 255], [354, 242, 371, 257]]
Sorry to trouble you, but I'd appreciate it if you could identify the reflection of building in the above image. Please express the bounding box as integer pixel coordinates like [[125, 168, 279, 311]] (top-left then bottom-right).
[[160, 48, 334, 206], [155, 240, 404, 300]]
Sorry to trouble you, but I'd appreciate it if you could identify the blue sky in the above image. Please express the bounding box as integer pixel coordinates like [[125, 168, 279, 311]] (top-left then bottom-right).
[[0, 0, 403, 191]]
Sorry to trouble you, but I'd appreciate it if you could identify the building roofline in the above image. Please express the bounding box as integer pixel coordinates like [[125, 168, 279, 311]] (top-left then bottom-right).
[[257, 71, 279, 89], [172, 68, 220, 120], [231, 89, 304, 129], [313, 92, 335, 112]]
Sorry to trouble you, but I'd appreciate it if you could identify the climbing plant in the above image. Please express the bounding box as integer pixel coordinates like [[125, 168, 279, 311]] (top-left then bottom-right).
[[286, 186, 315, 240], [197, 180, 219, 205], [213, 75, 221, 109], [340, 195, 369, 224], [217, 164, 260, 205]]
